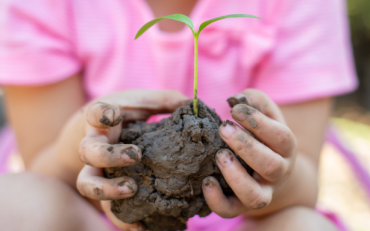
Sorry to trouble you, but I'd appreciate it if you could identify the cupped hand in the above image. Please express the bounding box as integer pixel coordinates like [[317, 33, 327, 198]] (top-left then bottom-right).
[[202, 89, 297, 218], [76, 90, 189, 230]]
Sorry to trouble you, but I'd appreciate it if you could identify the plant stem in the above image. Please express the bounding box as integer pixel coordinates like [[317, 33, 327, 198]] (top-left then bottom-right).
[[193, 34, 199, 116]]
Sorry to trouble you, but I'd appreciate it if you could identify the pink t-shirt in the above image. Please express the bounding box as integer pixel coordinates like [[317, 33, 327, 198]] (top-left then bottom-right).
[[0, 0, 357, 122], [0, 0, 357, 230]]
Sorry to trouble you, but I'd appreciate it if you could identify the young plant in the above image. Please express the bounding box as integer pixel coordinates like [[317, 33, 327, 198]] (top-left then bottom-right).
[[135, 14, 261, 116]]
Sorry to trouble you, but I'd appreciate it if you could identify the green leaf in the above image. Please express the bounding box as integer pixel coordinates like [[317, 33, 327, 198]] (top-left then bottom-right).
[[198, 14, 261, 35], [135, 14, 195, 39]]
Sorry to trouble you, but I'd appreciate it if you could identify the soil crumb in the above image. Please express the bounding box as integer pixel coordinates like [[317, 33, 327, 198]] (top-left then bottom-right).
[[104, 100, 252, 231]]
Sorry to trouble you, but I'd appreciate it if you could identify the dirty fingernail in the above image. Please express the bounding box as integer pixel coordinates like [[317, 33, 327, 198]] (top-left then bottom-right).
[[202, 177, 214, 193], [118, 181, 135, 195], [220, 121, 236, 139], [113, 116, 123, 126], [121, 147, 139, 162], [216, 150, 233, 168], [103, 108, 114, 121]]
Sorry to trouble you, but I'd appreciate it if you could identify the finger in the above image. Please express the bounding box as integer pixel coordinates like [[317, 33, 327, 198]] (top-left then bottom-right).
[[215, 149, 273, 209], [77, 165, 137, 200], [202, 176, 246, 218], [87, 91, 190, 129], [227, 93, 249, 108], [101, 201, 147, 231], [79, 132, 141, 167], [87, 102, 123, 129], [230, 103, 296, 156], [115, 90, 190, 114], [219, 121, 289, 182], [228, 89, 284, 123]]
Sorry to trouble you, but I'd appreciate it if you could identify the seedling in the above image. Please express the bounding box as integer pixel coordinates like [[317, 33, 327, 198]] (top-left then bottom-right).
[[135, 14, 261, 116]]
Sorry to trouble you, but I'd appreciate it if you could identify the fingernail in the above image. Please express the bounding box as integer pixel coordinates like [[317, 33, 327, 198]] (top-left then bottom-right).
[[118, 181, 135, 194], [100, 109, 114, 126], [121, 147, 139, 162], [220, 121, 236, 139], [216, 150, 234, 168], [232, 105, 258, 128], [202, 177, 214, 193], [103, 108, 114, 122]]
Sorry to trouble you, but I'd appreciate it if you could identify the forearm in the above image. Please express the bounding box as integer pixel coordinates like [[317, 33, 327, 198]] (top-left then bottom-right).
[[245, 152, 318, 217], [29, 110, 86, 188]]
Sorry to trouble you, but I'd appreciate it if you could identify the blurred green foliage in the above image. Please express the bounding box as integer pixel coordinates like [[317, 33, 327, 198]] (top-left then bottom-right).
[[348, 0, 370, 42], [343, 0, 370, 109]]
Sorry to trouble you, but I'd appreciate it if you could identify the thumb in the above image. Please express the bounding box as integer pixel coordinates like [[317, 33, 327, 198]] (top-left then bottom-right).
[[116, 90, 190, 113], [86, 101, 123, 129]]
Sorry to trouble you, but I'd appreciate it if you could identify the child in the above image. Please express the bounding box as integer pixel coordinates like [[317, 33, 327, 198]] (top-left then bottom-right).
[[0, 0, 357, 230]]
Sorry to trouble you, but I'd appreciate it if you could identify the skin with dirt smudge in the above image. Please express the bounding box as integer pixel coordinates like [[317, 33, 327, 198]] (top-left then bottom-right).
[[235, 105, 258, 128], [121, 147, 139, 162], [93, 187, 104, 197]]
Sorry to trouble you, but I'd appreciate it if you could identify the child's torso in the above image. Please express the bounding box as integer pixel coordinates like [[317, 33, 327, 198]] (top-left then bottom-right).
[[71, 0, 275, 120]]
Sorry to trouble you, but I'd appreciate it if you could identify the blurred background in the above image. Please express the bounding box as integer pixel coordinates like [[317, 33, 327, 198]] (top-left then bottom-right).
[[0, 0, 369, 230], [335, 0, 370, 120], [317, 1, 370, 230]]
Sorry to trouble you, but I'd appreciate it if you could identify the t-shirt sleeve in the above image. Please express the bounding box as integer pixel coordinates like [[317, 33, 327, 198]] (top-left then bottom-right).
[[0, 0, 80, 86], [252, 0, 358, 104]]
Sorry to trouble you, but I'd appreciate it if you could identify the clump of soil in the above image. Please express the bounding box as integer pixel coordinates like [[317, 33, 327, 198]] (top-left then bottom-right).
[[104, 100, 252, 231]]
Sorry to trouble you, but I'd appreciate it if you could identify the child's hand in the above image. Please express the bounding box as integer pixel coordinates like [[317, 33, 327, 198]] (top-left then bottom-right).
[[75, 90, 189, 230], [202, 89, 297, 218]]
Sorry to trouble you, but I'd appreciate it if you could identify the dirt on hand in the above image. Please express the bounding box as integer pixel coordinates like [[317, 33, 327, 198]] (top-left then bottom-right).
[[104, 100, 252, 231]]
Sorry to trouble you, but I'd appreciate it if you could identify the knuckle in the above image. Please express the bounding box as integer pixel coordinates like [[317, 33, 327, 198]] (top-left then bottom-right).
[[263, 157, 286, 181], [248, 193, 269, 210], [276, 126, 292, 146], [237, 138, 254, 154]]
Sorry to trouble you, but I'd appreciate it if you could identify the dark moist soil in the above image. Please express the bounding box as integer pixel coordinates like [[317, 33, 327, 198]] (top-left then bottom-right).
[[104, 100, 252, 231]]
